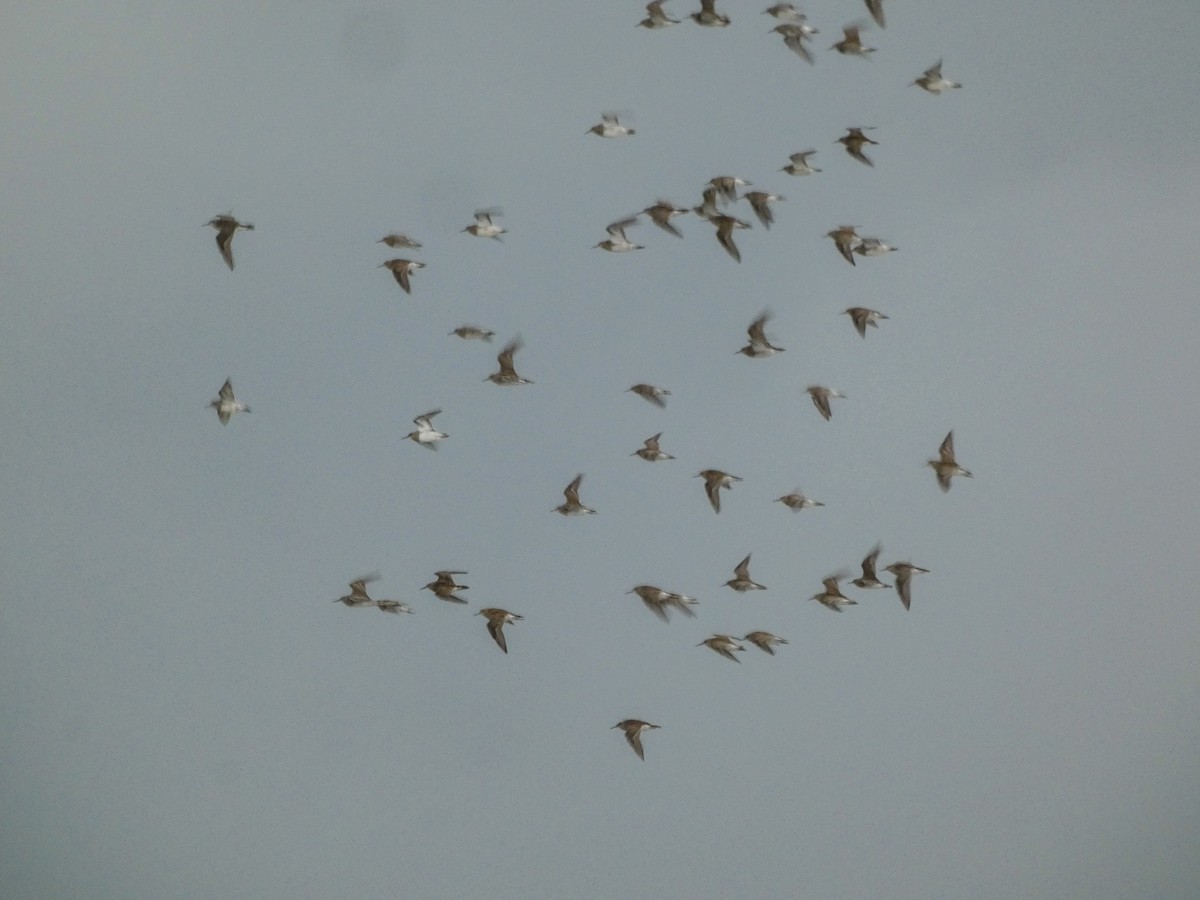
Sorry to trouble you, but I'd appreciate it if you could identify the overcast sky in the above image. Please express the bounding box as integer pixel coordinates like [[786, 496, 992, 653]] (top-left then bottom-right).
[[2, 2, 1199, 898]]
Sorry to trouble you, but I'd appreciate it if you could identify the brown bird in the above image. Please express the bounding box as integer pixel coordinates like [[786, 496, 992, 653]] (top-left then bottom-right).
[[691, 0, 730, 28], [851, 543, 890, 590], [810, 573, 857, 612], [696, 469, 742, 513], [843, 307, 888, 338], [743, 631, 789, 655], [806, 385, 846, 421], [738, 311, 785, 358], [826, 225, 861, 265], [711, 214, 751, 263], [698, 634, 746, 662], [642, 199, 690, 238], [422, 570, 469, 604], [743, 191, 785, 229], [486, 338, 532, 385], [725, 553, 766, 592], [633, 433, 675, 462], [613, 719, 660, 760], [553, 474, 597, 515], [838, 127, 878, 167], [335, 574, 380, 608], [928, 430, 973, 492], [476, 608, 522, 653], [884, 562, 929, 611], [204, 213, 254, 270], [831, 23, 875, 57], [377, 233, 421, 249], [378, 258, 425, 295], [627, 383, 671, 408], [863, 0, 886, 29]]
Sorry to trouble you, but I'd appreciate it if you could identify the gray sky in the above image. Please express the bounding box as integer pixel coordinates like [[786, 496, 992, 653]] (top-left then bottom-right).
[[3, 2, 1199, 898]]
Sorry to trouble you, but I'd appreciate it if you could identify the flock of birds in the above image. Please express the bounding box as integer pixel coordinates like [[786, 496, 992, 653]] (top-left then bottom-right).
[[204, 0, 971, 762]]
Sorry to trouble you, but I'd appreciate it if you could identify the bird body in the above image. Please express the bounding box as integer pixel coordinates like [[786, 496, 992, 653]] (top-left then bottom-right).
[[379, 258, 425, 294], [205, 214, 253, 270], [405, 409, 447, 450], [928, 430, 972, 491], [209, 378, 250, 425], [696, 469, 742, 513], [613, 719, 660, 760]]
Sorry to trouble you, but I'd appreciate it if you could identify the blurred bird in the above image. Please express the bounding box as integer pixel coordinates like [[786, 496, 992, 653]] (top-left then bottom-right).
[[628, 585, 697, 622], [405, 409, 447, 451], [885, 562, 930, 611], [422, 570, 469, 604], [691, 0, 730, 27], [485, 338, 532, 385], [642, 199, 690, 237], [928, 430, 972, 492], [744, 190, 785, 229], [826, 225, 862, 265], [708, 175, 751, 202], [765, 4, 811, 25], [775, 489, 823, 511], [743, 631, 789, 655], [588, 112, 635, 138], [205, 213, 253, 270], [595, 216, 644, 252], [209, 378, 250, 425], [725, 553, 766, 592], [831, 23, 875, 57], [853, 237, 897, 258], [335, 574, 380, 608], [638, 1, 680, 29], [450, 325, 495, 342], [851, 543, 890, 590], [806, 385, 846, 421], [463, 208, 506, 240], [692, 186, 722, 222], [914, 59, 961, 94], [633, 433, 675, 462], [781, 149, 821, 176], [843, 307, 889, 338], [613, 719, 660, 760], [771, 23, 816, 63], [863, 0, 886, 29], [810, 573, 857, 612], [711, 214, 751, 263], [476, 608, 522, 653], [553, 474, 597, 515], [696, 469, 742, 513], [376, 600, 414, 615], [378, 258, 424, 294], [377, 233, 421, 249], [627, 383, 671, 408], [738, 311, 785, 358], [838, 127, 879, 166], [699, 634, 746, 662]]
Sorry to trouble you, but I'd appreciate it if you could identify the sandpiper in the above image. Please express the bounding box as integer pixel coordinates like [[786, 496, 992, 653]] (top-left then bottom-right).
[[884, 562, 929, 611], [806, 385, 845, 421], [595, 216, 644, 252], [928, 430, 972, 492], [450, 325, 496, 342], [826, 225, 862, 265], [209, 378, 250, 425], [810, 573, 857, 612], [725, 553, 766, 592], [476, 607, 522, 654], [914, 59, 961, 94], [335, 574, 380, 608], [771, 23, 816, 63], [377, 233, 421, 249], [628, 585, 697, 623], [692, 186, 722, 222], [838, 127, 878, 167], [638, 1, 680, 28], [462, 208, 506, 241], [853, 237, 897, 258], [422, 570, 469, 604], [633, 433, 675, 462], [711, 214, 751, 263], [698, 634, 746, 662], [378, 258, 425, 294], [764, 4, 807, 24], [775, 489, 824, 511], [613, 719, 660, 760], [696, 469, 742, 514], [744, 191, 785, 229], [781, 150, 821, 176], [743, 631, 788, 655], [588, 112, 635, 138], [691, 0, 730, 27], [485, 338, 532, 385], [376, 600, 414, 614], [405, 409, 447, 451], [738, 311, 785, 358], [642, 200, 689, 238], [627, 383, 671, 408], [707, 175, 751, 203], [554, 474, 597, 515], [205, 214, 253, 270], [843, 307, 888, 338], [831, 23, 875, 58], [852, 543, 890, 590], [863, 0, 886, 29]]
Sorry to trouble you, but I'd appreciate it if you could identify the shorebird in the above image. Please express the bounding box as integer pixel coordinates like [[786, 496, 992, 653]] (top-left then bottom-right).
[[806, 386, 845, 421], [692, 186, 722, 222], [642, 199, 689, 237], [914, 59, 961, 94], [204, 214, 254, 270], [743, 631, 788, 655], [628, 585, 697, 622], [928, 430, 972, 492], [476, 608, 522, 654], [485, 338, 532, 385], [588, 112, 635, 138], [852, 543, 890, 590], [775, 489, 824, 511], [627, 383, 671, 408], [691, 0, 730, 27], [422, 570, 469, 604], [831, 23, 875, 57], [885, 562, 929, 611], [633, 433, 675, 462], [335, 574, 380, 608], [853, 237, 897, 258], [450, 325, 495, 342], [838, 127, 878, 167], [781, 150, 821, 176], [771, 23, 816, 63], [863, 0, 886, 29], [554, 474, 597, 515], [378, 258, 425, 294], [810, 573, 857, 612], [595, 216, 644, 252], [738, 312, 784, 358], [843, 307, 888, 338], [462, 209, 506, 241], [826, 225, 862, 265], [638, 1, 680, 28], [764, 4, 807, 23], [711, 214, 751, 263], [698, 634, 746, 662], [405, 409, 447, 451], [708, 175, 751, 203], [725, 553, 766, 592], [744, 191, 785, 229], [377, 233, 421, 249], [209, 378, 250, 425], [613, 719, 660, 760], [375, 600, 414, 614], [696, 469, 742, 513]]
